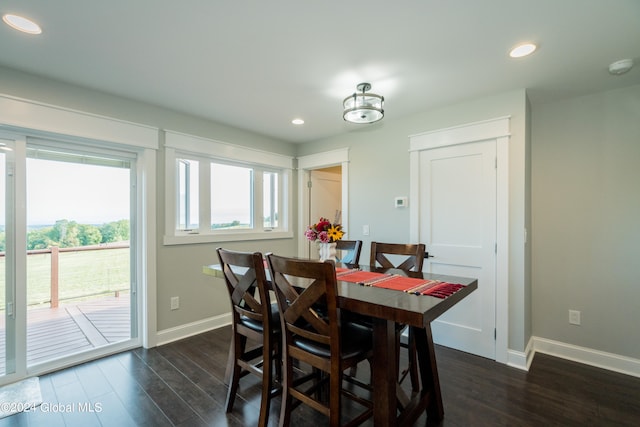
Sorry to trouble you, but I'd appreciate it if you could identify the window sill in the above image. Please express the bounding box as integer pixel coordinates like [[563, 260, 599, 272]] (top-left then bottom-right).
[[163, 230, 294, 246]]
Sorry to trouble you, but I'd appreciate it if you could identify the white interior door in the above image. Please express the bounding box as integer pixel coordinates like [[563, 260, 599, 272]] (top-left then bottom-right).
[[419, 139, 496, 359]]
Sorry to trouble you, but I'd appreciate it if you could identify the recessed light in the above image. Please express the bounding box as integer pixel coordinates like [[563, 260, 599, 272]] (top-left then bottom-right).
[[3, 14, 42, 34], [291, 118, 304, 125], [509, 43, 537, 58], [608, 59, 634, 75]]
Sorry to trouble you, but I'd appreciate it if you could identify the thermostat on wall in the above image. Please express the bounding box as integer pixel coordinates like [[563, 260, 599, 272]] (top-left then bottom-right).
[[394, 197, 408, 208]]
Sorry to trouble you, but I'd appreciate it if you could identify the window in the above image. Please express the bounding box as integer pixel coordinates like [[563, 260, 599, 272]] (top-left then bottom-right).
[[211, 163, 252, 230], [263, 171, 278, 228], [178, 158, 199, 230], [164, 131, 293, 244]]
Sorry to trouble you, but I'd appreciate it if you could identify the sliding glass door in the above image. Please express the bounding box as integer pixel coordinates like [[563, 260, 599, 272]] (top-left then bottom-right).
[[0, 132, 140, 382], [0, 138, 15, 377]]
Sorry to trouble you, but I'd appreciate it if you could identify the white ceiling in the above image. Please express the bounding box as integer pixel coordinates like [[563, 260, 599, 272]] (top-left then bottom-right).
[[1, 1, 639, 143]]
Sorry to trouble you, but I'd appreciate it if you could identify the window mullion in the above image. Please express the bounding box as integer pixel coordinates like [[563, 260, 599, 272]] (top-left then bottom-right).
[[253, 168, 263, 231], [272, 171, 279, 229], [200, 159, 211, 233]]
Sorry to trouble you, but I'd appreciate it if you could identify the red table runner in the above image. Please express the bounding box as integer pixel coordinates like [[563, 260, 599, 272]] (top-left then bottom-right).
[[337, 269, 463, 298]]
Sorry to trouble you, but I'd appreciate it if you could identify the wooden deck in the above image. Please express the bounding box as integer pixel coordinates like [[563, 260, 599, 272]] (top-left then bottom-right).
[[0, 294, 130, 372]]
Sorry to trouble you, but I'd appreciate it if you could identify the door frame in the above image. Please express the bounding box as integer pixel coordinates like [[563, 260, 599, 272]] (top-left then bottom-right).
[[297, 148, 349, 259], [409, 117, 510, 364], [0, 94, 158, 384]]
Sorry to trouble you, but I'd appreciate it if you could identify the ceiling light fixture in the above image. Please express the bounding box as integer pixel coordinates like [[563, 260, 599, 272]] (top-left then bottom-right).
[[509, 43, 537, 58], [343, 82, 384, 124], [2, 14, 42, 34], [291, 118, 304, 125]]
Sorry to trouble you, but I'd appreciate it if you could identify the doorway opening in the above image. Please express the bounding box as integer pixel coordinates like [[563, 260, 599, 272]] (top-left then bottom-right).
[[297, 148, 350, 259]]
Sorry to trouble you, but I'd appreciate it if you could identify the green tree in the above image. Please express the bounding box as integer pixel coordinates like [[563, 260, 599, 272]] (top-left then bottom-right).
[[100, 220, 129, 243], [27, 227, 55, 250], [78, 224, 102, 246], [54, 220, 80, 248]]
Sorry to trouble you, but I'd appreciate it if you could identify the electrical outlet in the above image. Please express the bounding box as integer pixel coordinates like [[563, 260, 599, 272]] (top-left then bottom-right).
[[171, 296, 180, 310], [569, 309, 581, 325]]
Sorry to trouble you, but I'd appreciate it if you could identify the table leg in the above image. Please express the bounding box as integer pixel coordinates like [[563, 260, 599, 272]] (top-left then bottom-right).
[[372, 317, 398, 426], [413, 324, 444, 421]]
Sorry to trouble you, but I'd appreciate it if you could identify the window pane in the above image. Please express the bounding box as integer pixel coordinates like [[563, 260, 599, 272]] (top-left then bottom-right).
[[25, 148, 134, 365], [263, 171, 278, 228], [178, 159, 199, 230], [211, 163, 252, 229]]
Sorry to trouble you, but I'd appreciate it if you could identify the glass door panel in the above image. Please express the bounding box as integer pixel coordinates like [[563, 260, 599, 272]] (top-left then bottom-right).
[[25, 145, 135, 366], [0, 142, 7, 376], [0, 138, 16, 378]]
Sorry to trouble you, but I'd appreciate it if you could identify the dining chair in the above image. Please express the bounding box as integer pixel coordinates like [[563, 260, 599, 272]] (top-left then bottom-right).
[[216, 248, 281, 427], [369, 241, 426, 394], [335, 239, 363, 264], [266, 253, 374, 427]]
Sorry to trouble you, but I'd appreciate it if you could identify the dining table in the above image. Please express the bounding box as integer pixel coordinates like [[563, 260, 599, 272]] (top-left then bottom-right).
[[203, 261, 477, 426]]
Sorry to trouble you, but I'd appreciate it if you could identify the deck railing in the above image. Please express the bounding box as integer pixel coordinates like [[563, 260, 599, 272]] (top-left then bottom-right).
[[0, 243, 130, 308]]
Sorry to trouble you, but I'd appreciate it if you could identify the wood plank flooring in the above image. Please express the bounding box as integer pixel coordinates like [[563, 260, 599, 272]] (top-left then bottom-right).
[[1, 325, 639, 426]]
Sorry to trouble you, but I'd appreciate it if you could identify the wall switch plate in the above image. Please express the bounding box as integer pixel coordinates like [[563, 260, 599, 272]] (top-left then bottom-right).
[[171, 296, 180, 310], [569, 309, 581, 325], [362, 225, 370, 236]]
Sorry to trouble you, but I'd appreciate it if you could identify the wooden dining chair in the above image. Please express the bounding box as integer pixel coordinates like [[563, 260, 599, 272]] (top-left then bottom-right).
[[335, 239, 362, 264], [370, 241, 426, 394], [216, 248, 280, 427], [266, 253, 373, 427]]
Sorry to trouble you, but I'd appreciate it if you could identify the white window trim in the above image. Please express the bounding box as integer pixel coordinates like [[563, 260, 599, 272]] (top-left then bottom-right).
[[163, 130, 294, 245], [0, 94, 158, 149]]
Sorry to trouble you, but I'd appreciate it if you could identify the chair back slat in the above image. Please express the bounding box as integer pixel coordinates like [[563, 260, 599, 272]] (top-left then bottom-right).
[[370, 242, 426, 272], [267, 255, 340, 356], [217, 248, 273, 328]]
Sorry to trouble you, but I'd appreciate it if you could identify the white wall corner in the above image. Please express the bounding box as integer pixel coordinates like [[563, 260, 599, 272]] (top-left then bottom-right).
[[155, 313, 232, 347], [506, 338, 533, 371]]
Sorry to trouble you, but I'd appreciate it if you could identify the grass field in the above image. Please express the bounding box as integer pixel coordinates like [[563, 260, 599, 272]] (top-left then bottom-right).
[[0, 247, 130, 308]]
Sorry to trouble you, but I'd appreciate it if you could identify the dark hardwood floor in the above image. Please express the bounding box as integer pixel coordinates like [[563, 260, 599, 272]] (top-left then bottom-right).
[[2, 326, 639, 426]]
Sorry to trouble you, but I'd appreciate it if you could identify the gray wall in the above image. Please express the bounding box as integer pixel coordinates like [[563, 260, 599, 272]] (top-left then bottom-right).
[[532, 85, 640, 359], [298, 89, 531, 353]]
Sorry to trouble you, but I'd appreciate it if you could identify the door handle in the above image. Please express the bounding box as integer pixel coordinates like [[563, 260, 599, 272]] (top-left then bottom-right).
[[425, 252, 434, 258]]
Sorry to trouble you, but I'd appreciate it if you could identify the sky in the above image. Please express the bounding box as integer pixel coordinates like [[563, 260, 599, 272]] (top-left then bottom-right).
[[25, 158, 130, 225], [0, 155, 130, 227]]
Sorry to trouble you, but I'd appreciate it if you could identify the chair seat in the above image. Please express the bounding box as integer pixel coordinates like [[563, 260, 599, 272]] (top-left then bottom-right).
[[292, 321, 372, 359], [239, 303, 281, 333]]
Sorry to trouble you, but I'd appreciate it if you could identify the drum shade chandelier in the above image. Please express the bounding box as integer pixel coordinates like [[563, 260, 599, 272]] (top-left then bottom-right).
[[342, 82, 384, 124]]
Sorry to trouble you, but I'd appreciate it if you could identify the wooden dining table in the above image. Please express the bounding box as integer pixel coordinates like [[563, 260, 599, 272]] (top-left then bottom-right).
[[203, 262, 477, 426]]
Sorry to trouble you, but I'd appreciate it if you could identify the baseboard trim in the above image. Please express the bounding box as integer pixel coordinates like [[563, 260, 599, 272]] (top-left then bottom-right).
[[532, 336, 640, 378], [155, 313, 231, 346], [506, 337, 534, 371], [154, 318, 640, 379]]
